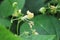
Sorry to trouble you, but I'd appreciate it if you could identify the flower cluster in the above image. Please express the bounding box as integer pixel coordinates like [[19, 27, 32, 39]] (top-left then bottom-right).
[[21, 10, 34, 20], [50, 5, 57, 14]]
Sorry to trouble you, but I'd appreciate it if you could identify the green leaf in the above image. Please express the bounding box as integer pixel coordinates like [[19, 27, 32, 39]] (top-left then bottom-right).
[[0, 0, 25, 17], [22, 0, 50, 14], [0, 25, 22, 40], [0, 18, 11, 27], [22, 35, 56, 40], [20, 15, 60, 40]]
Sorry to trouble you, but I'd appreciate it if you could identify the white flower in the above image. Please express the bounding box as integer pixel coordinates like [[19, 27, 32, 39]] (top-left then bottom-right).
[[21, 10, 34, 20], [27, 10, 34, 19]]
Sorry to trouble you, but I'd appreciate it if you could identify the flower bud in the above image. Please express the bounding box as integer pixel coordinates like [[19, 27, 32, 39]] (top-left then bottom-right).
[[39, 7, 46, 14], [12, 2, 17, 7]]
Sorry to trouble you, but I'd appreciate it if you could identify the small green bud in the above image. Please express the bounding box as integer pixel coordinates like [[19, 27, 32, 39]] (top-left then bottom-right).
[[39, 7, 46, 14], [12, 2, 17, 7]]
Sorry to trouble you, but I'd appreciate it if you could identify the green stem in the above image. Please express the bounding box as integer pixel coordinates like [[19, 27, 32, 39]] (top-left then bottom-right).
[[17, 20, 21, 35]]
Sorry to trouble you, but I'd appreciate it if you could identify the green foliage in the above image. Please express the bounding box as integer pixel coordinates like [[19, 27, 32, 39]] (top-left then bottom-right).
[[0, 0, 25, 27], [0, 0, 25, 17], [22, 0, 50, 14], [0, 18, 11, 27], [0, 0, 60, 40], [22, 35, 56, 40], [20, 15, 60, 40], [0, 25, 22, 40]]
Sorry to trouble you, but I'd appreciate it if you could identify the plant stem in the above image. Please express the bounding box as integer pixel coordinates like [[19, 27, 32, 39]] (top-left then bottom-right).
[[17, 20, 21, 35]]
